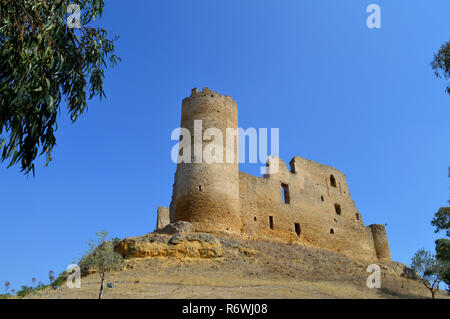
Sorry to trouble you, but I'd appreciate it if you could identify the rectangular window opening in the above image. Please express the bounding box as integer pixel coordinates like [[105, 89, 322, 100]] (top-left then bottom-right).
[[294, 223, 301, 236], [269, 216, 274, 230], [281, 183, 290, 204]]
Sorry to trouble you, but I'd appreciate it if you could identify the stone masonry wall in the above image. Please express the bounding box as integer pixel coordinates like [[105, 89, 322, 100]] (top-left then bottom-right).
[[170, 88, 242, 234], [156, 206, 170, 229], [238, 156, 381, 262], [369, 224, 392, 262]]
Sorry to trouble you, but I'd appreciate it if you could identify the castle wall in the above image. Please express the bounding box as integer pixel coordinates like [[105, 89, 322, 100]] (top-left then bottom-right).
[[156, 206, 170, 229], [239, 156, 381, 262], [161, 88, 391, 263], [369, 224, 392, 262]]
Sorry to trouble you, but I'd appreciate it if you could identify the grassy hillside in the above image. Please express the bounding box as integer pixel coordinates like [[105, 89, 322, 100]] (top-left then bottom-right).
[[23, 231, 449, 299]]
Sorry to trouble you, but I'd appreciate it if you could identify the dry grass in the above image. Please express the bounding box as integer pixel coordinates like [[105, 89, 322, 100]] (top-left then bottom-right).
[[26, 233, 450, 299]]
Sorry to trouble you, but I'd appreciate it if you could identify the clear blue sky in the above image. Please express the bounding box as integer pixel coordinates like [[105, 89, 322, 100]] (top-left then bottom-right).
[[1, 0, 449, 292]]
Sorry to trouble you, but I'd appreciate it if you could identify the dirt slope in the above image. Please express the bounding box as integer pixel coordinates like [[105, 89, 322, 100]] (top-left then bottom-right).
[[28, 230, 448, 299]]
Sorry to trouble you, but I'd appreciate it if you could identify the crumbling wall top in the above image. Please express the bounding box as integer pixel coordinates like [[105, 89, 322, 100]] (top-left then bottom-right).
[[182, 87, 235, 105], [289, 156, 346, 178]]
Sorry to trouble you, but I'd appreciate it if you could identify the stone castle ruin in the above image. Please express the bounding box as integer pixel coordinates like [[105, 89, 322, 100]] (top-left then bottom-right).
[[156, 87, 391, 263]]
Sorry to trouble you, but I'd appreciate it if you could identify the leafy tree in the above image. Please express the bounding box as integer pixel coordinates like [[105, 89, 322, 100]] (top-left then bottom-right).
[[432, 207, 450, 237], [411, 248, 445, 299], [431, 40, 450, 95], [0, 0, 120, 175], [436, 239, 450, 264], [4, 281, 10, 294], [435, 238, 450, 290], [78, 231, 123, 299], [427, 169, 450, 293]]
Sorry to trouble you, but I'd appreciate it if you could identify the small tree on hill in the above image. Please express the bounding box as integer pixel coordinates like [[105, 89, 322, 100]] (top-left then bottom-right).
[[16, 286, 33, 298], [411, 249, 445, 299], [431, 183, 450, 291], [79, 231, 123, 299], [435, 239, 450, 291], [4, 281, 10, 294], [49, 270, 55, 285]]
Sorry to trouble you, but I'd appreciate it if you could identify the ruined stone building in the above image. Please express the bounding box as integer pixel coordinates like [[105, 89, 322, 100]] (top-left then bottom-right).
[[156, 88, 391, 263]]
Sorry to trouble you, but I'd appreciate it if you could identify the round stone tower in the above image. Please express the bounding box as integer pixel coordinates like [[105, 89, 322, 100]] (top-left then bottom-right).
[[369, 224, 392, 262], [170, 87, 241, 234]]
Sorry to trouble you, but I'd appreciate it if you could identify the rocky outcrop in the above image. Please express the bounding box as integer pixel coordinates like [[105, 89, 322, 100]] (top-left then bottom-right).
[[155, 221, 193, 235], [114, 232, 223, 259]]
